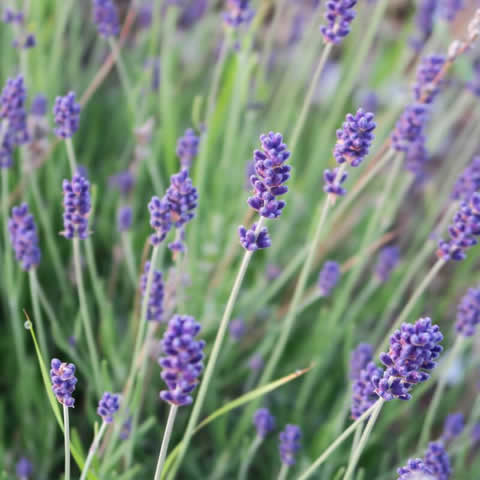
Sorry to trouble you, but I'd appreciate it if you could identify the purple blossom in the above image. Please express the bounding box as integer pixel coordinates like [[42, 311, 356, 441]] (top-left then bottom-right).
[[229, 317, 246, 341], [350, 343, 373, 380], [423, 442, 451, 480], [97, 392, 121, 423], [391, 104, 428, 152], [323, 167, 348, 196], [374, 317, 443, 401], [374, 246, 400, 283], [253, 408, 275, 438], [441, 412, 464, 442], [50, 358, 77, 407], [30, 94, 47, 116], [109, 170, 135, 196], [3, 9, 24, 24], [248, 132, 291, 219], [320, 0, 357, 44], [61, 175, 91, 239], [92, 0, 120, 37], [120, 416, 132, 440], [53, 92, 81, 139], [16, 457, 33, 479], [351, 361, 382, 419], [224, 0, 254, 28], [176, 128, 199, 169], [140, 262, 164, 323], [8, 203, 41, 271], [178, 0, 208, 29], [404, 140, 429, 181], [159, 315, 205, 406], [413, 55, 446, 104], [397, 458, 434, 479], [317, 260, 341, 297], [117, 205, 133, 232], [167, 169, 198, 228], [439, 0, 464, 22], [451, 156, 480, 202], [455, 286, 480, 336], [410, 0, 437, 51], [248, 353, 264, 371], [238, 223, 271, 251], [279, 424, 302, 466], [148, 196, 172, 245]]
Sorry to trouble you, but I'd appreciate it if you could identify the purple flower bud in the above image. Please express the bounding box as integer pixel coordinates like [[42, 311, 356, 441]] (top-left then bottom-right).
[[120, 415, 132, 440], [239, 223, 271, 251], [50, 358, 77, 407], [61, 175, 91, 239], [279, 424, 302, 466], [30, 94, 48, 116], [53, 92, 81, 139], [423, 442, 451, 479], [405, 140, 429, 181], [8, 203, 41, 271], [455, 286, 480, 337], [140, 262, 164, 323], [441, 412, 464, 442], [248, 353, 264, 371], [92, 0, 120, 37], [117, 205, 133, 232], [439, 0, 464, 22], [397, 458, 434, 479], [410, 0, 437, 52], [253, 408, 275, 438], [392, 104, 428, 153], [109, 170, 135, 196], [167, 168, 198, 228], [323, 167, 348, 196], [3, 9, 24, 24], [159, 315, 205, 406], [148, 196, 172, 245], [374, 246, 400, 283], [451, 156, 480, 202], [413, 55, 446, 104], [97, 392, 120, 423], [351, 361, 382, 419], [16, 457, 33, 479], [223, 0, 254, 28], [176, 128, 199, 169], [350, 343, 373, 380], [317, 260, 341, 297], [229, 317, 246, 341], [320, 0, 357, 44]]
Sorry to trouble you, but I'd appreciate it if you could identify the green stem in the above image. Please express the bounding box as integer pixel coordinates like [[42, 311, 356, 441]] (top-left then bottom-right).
[[238, 435, 263, 480], [64, 405, 71, 480], [80, 421, 108, 480], [29, 269, 48, 359], [277, 463, 289, 480], [65, 138, 77, 174], [261, 0, 287, 81], [154, 405, 179, 480], [121, 231, 138, 286]]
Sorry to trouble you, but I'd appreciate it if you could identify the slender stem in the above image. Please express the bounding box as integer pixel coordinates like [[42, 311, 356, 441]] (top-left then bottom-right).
[[64, 405, 71, 480], [169, 218, 265, 478], [154, 404, 179, 480], [80, 422, 108, 480], [277, 463, 289, 480], [73, 238, 101, 394], [261, 0, 287, 80], [418, 336, 465, 449], [121, 231, 137, 286], [65, 138, 77, 174], [238, 435, 263, 480], [349, 423, 363, 465], [297, 401, 379, 480], [290, 43, 332, 153], [29, 269, 48, 359], [342, 399, 384, 480]]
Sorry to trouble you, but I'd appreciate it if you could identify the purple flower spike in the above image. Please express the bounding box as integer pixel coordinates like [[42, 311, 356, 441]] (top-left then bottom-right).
[[414, 55, 446, 104], [120, 416, 132, 440], [253, 408, 275, 438], [97, 392, 120, 423], [53, 92, 81, 139], [140, 262, 164, 323], [159, 315, 205, 406], [451, 156, 480, 202], [323, 167, 348, 196], [92, 0, 120, 37], [166, 169, 198, 228], [410, 0, 438, 51], [238, 223, 271, 251], [374, 317, 443, 401], [391, 104, 428, 152], [176, 128, 199, 169], [30, 94, 48, 117], [61, 175, 91, 239], [334, 109, 376, 167], [456, 286, 480, 336], [350, 343, 373, 380], [279, 424, 302, 466], [229, 317, 246, 341], [8, 203, 41, 271], [351, 361, 382, 419], [223, 0, 254, 28], [397, 458, 434, 479], [3, 9, 24, 24], [148, 196, 172, 245], [423, 442, 451, 480], [248, 132, 291, 219], [442, 412, 464, 442], [109, 170, 135, 196], [439, 0, 464, 22], [405, 140, 429, 182], [117, 205, 133, 232], [50, 358, 77, 407], [16, 456, 33, 479], [320, 0, 357, 44], [374, 246, 400, 283], [318, 260, 341, 297]]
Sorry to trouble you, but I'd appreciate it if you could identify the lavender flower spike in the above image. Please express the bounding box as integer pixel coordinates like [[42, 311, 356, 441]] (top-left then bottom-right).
[[53, 92, 81, 139], [253, 408, 276, 438], [349, 343, 373, 380], [61, 175, 91, 239], [8, 203, 41, 271], [413, 55, 446, 104], [140, 262, 164, 323], [351, 362, 382, 419], [391, 104, 428, 152], [238, 223, 271, 251], [92, 0, 120, 37], [148, 196, 172, 245], [224, 0, 254, 28], [279, 424, 302, 465], [410, 0, 438, 51], [117, 205, 133, 232], [456, 286, 480, 336], [397, 458, 434, 479], [441, 412, 464, 442], [176, 128, 199, 169], [50, 358, 77, 407], [159, 315, 205, 406], [229, 317, 246, 341], [16, 457, 33, 479], [439, 0, 464, 22], [423, 442, 451, 480], [374, 246, 400, 283], [97, 392, 120, 423], [321, 0, 357, 44], [166, 169, 198, 228], [323, 167, 348, 196], [317, 260, 341, 297], [451, 156, 480, 202]]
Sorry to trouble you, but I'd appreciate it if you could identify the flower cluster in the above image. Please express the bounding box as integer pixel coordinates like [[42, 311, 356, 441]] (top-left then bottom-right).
[[318, 260, 341, 297], [279, 424, 302, 466], [109, 170, 135, 196], [159, 315, 205, 406], [410, 0, 438, 51], [61, 175, 91, 239], [320, 0, 357, 44], [351, 362, 382, 419], [323, 167, 348, 196], [97, 392, 120, 423], [451, 156, 480, 202], [53, 92, 81, 139], [3, 9, 35, 49], [140, 262, 164, 323], [92, 0, 120, 37], [404, 140, 429, 181], [439, 0, 464, 22], [374, 317, 443, 401], [350, 343, 373, 380], [117, 205, 133, 232], [8, 203, 41, 271], [176, 128, 199, 169], [374, 246, 400, 283], [391, 104, 428, 152], [15, 457, 33, 479], [455, 286, 480, 336], [50, 358, 77, 407], [442, 412, 464, 442], [413, 55, 446, 104], [238, 223, 271, 251], [31, 94, 48, 117], [148, 196, 171, 245], [253, 408, 276, 438], [423, 442, 451, 480], [397, 458, 434, 480], [229, 317, 246, 341], [437, 192, 480, 262], [223, 0, 254, 28]]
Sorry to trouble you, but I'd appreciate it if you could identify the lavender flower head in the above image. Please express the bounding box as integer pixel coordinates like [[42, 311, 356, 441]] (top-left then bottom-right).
[[176, 128, 199, 169], [92, 0, 120, 37], [50, 358, 77, 407], [439, 0, 464, 22], [109, 170, 135, 196], [8, 203, 41, 271], [374, 246, 400, 283], [279, 424, 302, 466], [167, 168, 198, 228], [229, 317, 246, 341], [253, 408, 276, 438], [405, 140, 429, 182], [224, 0, 254, 28], [456, 286, 480, 336], [351, 361, 382, 419], [97, 392, 120, 423], [140, 262, 164, 323], [61, 175, 91, 239], [441, 412, 464, 442], [324, 167, 348, 196], [318, 260, 341, 297], [410, 0, 438, 51], [3, 9, 24, 24], [159, 315, 205, 406], [120, 416, 132, 440], [16, 457, 33, 479], [148, 196, 172, 245], [320, 0, 357, 44], [350, 343, 373, 380], [30, 94, 48, 117], [117, 205, 133, 232], [397, 458, 434, 480], [413, 55, 446, 104], [53, 92, 81, 139], [423, 442, 451, 480], [239, 223, 271, 251], [391, 104, 428, 152], [374, 317, 443, 401], [451, 156, 480, 202]]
